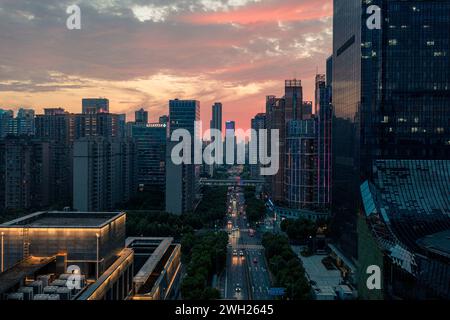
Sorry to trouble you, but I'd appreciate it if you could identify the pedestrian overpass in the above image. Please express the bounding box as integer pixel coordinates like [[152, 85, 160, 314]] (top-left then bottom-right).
[[199, 178, 265, 187]]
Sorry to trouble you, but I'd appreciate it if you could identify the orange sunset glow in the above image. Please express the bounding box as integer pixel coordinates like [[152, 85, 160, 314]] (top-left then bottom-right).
[[0, 0, 332, 130]]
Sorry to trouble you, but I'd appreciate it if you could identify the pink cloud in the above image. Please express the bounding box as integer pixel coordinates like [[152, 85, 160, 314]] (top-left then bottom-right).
[[182, 0, 332, 25]]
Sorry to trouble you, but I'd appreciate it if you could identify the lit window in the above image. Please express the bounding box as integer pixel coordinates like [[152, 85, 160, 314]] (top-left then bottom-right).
[[389, 39, 398, 46]]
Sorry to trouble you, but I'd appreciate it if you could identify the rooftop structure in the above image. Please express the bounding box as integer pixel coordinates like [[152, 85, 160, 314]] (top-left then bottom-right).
[[0, 213, 181, 301], [0, 211, 126, 276]]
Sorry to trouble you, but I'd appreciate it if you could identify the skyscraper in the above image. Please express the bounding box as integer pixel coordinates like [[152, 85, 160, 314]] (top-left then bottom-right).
[[0, 109, 14, 138], [10, 108, 35, 136], [265, 95, 286, 202], [135, 108, 148, 127], [332, 0, 450, 294], [0, 136, 50, 210], [74, 112, 124, 139], [333, 0, 450, 259], [73, 137, 136, 212], [166, 99, 200, 215], [285, 119, 317, 209], [265, 80, 304, 203], [316, 72, 333, 211], [225, 121, 236, 164], [250, 113, 266, 178], [132, 123, 167, 190], [35, 108, 74, 207], [210, 102, 222, 132], [82, 98, 109, 114], [284, 79, 303, 121]]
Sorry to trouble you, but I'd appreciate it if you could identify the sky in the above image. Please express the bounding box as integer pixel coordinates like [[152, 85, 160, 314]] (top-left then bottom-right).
[[0, 0, 332, 130]]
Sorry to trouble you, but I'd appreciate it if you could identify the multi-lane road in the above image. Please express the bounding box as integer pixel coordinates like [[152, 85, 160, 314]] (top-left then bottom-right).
[[222, 186, 272, 300]]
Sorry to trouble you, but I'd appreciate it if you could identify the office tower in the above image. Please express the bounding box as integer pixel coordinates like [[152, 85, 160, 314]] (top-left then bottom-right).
[[0, 136, 50, 211], [333, 0, 450, 296], [73, 137, 136, 212], [334, 0, 450, 190], [0, 109, 14, 138], [284, 79, 303, 120], [135, 108, 148, 127], [82, 98, 109, 114], [250, 113, 266, 178], [316, 72, 333, 211], [131, 123, 167, 190], [35, 108, 74, 207], [166, 99, 200, 215], [210, 102, 222, 132]]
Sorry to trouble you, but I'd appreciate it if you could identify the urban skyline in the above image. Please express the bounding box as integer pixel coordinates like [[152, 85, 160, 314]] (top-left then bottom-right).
[[0, 0, 449, 305]]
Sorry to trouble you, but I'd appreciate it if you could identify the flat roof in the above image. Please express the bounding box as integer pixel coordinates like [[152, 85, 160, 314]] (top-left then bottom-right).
[[0, 211, 125, 229]]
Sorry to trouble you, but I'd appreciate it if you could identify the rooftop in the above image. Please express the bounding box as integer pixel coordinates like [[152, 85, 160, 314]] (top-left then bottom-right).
[[0, 211, 125, 229]]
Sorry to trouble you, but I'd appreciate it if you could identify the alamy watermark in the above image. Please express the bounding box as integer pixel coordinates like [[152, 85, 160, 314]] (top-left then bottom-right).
[[66, 5, 81, 30], [366, 5, 382, 30], [66, 265, 82, 290], [170, 121, 279, 176]]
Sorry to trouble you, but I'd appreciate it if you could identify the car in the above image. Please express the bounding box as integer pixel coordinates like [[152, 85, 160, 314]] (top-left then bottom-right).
[[239, 250, 244, 257], [235, 285, 241, 293], [232, 250, 238, 256], [253, 258, 258, 264]]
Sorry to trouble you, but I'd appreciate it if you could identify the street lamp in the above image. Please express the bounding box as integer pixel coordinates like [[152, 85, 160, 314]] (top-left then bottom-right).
[[1, 232, 4, 273], [96, 233, 100, 280]]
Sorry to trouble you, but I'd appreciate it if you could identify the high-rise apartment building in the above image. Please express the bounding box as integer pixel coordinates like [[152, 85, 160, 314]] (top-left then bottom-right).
[[73, 137, 136, 212], [35, 108, 74, 207], [0, 109, 14, 138], [74, 112, 125, 139], [0, 136, 50, 211]]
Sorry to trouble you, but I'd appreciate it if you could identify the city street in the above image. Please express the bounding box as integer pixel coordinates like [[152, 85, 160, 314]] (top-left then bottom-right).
[[222, 186, 271, 300]]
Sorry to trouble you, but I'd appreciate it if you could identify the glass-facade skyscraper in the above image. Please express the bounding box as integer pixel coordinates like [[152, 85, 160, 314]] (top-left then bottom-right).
[[211, 102, 222, 132], [333, 0, 450, 269], [166, 99, 200, 215]]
